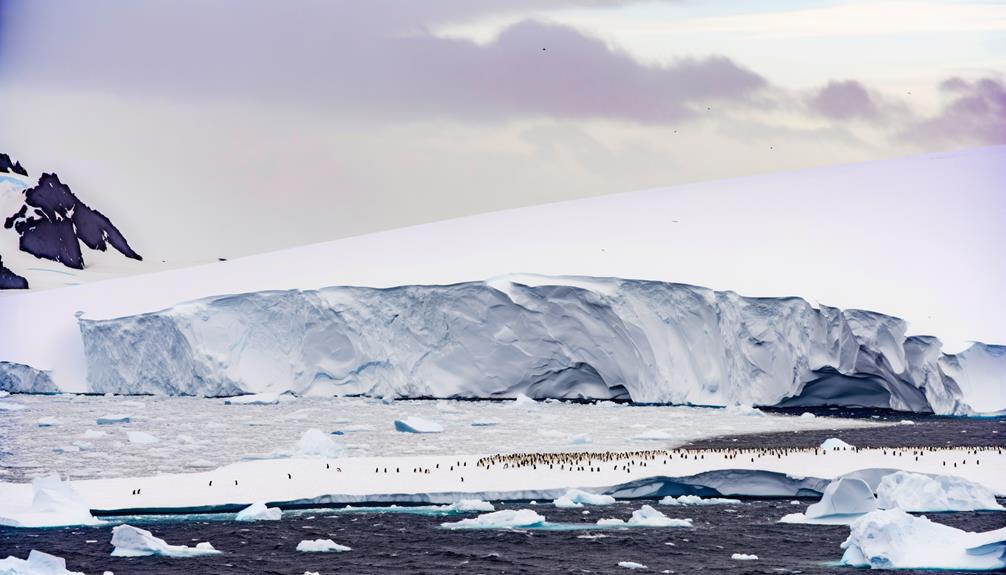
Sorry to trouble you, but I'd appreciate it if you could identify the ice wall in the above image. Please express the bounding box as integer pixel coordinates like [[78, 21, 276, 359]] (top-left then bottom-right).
[[76, 277, 1004, 413]]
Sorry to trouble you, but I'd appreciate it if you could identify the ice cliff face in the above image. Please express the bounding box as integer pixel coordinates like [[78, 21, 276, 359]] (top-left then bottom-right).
[[0, 361, 57, 394], [77, 277, 1003, 414]]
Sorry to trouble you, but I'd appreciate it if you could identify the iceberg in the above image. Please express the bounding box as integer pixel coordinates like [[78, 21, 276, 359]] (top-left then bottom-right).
[[73, 277, 1004, 414], [110, 524, 220, 557], [819, 438, 854, 451], [876, 471, 1004, 512], [779, 477, 877, 525], [0, 550, 84, 575], [235, 502, 283, 521], [441, 509, 546, 529], [295, 539, 351, 553], [0, 474, 100, 528], [658, 495, 740, 506], [841, 509, 1006, 570], [553, 489, 616, 508], [393, 417, 444, 434], [0, 361, 57, 394], [290, 428, 343, 458], [597, 505, 692, 528]]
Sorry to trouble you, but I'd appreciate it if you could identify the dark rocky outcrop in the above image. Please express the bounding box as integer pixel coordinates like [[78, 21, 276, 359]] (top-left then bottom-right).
[[4, 173, 142, 270], [0, 255, 29, 289], [0, 153, 27, 176]]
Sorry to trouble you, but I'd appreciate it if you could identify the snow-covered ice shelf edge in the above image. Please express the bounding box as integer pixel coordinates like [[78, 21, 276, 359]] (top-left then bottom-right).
[[1, 447, 1001, 526]]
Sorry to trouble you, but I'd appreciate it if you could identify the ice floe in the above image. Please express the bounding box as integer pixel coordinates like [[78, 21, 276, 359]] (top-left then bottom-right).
[[296, 539, 351, 553], [840, 509, 1006, 570], [235, 501, 282, 521], [0, 550, 84, 575], [658, 495, 740, 506], [96, 415, 130, 425], [126, 431, 158, 444], [110, 524, 220, 557], [553, 489, 615, 508], [36, 418, 59, 427], [597, 505, 692, 528], [442, 509, 546, 529]]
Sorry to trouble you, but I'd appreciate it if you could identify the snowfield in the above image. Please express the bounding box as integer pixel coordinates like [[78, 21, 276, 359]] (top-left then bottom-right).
[[0, 445, 1000, 526]]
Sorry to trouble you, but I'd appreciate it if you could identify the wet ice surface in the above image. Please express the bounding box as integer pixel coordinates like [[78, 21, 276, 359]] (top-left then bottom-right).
[[2, 500, 1003, 575], [0, 395, 880, 482]]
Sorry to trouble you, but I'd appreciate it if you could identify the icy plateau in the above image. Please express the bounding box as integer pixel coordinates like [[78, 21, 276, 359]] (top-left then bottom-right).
[[71, 276, 1004, 414]]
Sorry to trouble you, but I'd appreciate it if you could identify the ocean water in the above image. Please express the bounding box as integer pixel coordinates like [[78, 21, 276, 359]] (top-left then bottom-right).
[[2, 500, 1003, 574]]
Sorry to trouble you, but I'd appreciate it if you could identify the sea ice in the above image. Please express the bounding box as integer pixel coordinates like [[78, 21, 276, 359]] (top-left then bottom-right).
[[96, 415, 130, 425], [553, 489, 616, 508], [81, 430, 106, 439], [224, 392, 295, 405], [731, 553, 758, 560], [126, 431, 159, 444], [441, 509, 546, 529], [841, 509, 1006, 570], [820, 438, 854, 451], [393, 417, 444, 434], [0, 550, 84, 575], [110, 524, 220, 557], [295, 539, 351, 553], [235, 502, 282, 521], [598, 505, 692, 528], [659, 495, 741, 506], [876, 471, 1004, 512], [445, 499, 495, 512], [632, 430, 673, 441]]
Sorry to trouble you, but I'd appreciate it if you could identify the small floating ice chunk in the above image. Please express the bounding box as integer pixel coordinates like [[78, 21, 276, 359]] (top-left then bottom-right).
[[799, 412, 816, 419], [393, 417, 444, 434], [0, 550, 85, 575], [445, 500, 495, 512], [110, 524, 220, 557], [553, 489, 615, 508], [0, 402, 26, 411], [659, 495, 741, 506], [627, 505, 692, 527], [126, 431, 159, 445], [618, 561, 647, 569], [296, 539, 351, 553], [899, 420, 915, 425], [81, 430, 106, 439], [731, 553, 758, 560], [840, 509, 1006, 570], [235, 502, 282, 522], [512, 393, 538, 408], [876, 471, 1004, 512], [819, 438, 854, 450], [36, 417, 60, 427], [96, 415, 130, 425], [724, 404, 765, 417], [441, 509, 545, 529], [470, 419, 498, 427]]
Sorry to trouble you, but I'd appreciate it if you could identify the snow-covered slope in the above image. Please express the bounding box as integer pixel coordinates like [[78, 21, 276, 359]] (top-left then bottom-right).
[[76, 276, 1002, 413], [1, 147, 1003, 401]]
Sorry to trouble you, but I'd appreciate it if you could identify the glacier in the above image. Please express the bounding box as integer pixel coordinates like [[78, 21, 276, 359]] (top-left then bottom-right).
[[76, 276, 1004, 414]]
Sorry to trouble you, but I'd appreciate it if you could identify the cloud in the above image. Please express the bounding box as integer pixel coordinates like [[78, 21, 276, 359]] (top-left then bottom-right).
[[807, 80, 880, 120], [0, 1, 766, 124], [901, 77, 1006, 146]]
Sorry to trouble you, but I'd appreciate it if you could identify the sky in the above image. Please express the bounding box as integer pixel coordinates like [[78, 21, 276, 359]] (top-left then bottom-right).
[[0, 0, 1003, 267]]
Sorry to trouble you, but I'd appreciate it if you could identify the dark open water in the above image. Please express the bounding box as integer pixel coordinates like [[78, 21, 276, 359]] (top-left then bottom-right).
[[2, 411, 1004, 574]]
